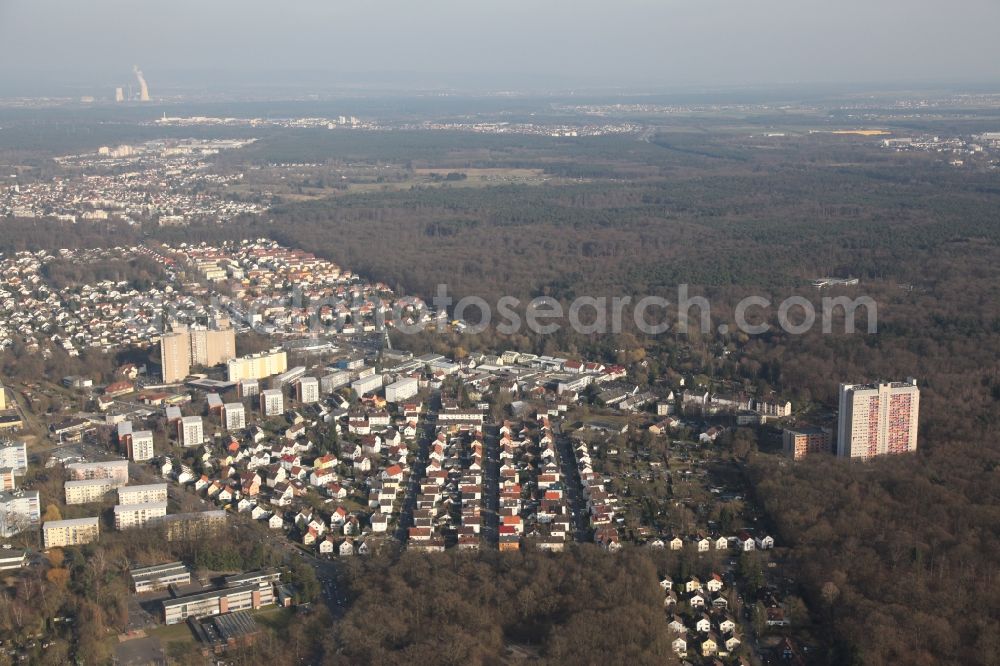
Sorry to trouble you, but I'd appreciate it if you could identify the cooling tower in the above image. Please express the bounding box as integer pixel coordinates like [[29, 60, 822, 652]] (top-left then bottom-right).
[[133, 65, 150, 102]]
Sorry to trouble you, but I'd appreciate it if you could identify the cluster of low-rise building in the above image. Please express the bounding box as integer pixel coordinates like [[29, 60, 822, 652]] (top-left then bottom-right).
[[0, 246, 187, 354], [405, 429, 469, 553], [401, 120, 640, 137], [2, 139, 261, 223], [573, 439, 622, 551], [166, 240, 409, 339], [497, 417, 572, 552], [148, 114, 637, 138], [663, 574, 743, 659], [880, 132, 1000, 169]]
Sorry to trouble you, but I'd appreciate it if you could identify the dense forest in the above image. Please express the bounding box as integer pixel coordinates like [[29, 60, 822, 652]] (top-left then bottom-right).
[[328, 547, 677, 665], [750, 453, 1000, 665]]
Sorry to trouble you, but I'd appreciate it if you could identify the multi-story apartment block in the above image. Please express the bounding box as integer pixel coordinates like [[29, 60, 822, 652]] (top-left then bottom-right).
[[273, 367, 306, 388], [782, 427, 833, 461], [43, 516, 100, 548], [65, 478, 117, 504], [0, 441, 28, 475], [260, 389, 284, 417], [114, 501, 168, 529], [238, 378, 260, 398], [118, 483, 168, 505], [0, 489, 40, 537], [223, 403, 246, 430], [160, 327, 191, 384], [189, 318, 236, 368], [351, 373, 383, 397], [161, 510, 227, 541], [179, 416, 204, 447], [296, 377, 320, 404], [129, 430, 155, 462], [66, 459, 129, 484], [755, 399, 793, 420], [838, 380, 920, 460], [161, 319, 236, 383], [227, 350, 288, 382], [320, 371, 351, 393], [385, 377, 419, 403]]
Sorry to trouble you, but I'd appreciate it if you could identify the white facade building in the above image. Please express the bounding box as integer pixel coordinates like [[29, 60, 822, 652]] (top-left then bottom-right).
[[260, 389, 284, 416], [118, 483, 168, 505], [223, 403, 246, 430], [179, 416, 204, 447], [114, 501, 168, 529], [351, 374, 383, 397], [297, 377, 320, 404], [385, 377, 419, 403], [0, 441, 28, 474], [43, 516, 100, 548], [130, 430, 155, 462], [0, 490, 40, 537]]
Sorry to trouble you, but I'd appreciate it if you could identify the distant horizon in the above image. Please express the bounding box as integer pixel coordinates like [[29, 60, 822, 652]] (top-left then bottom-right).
[[4, 0, 1000, 98], [5, 69, 1000, 102]]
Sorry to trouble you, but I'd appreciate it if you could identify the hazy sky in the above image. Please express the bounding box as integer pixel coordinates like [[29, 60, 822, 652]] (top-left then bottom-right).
[[2, 0, 1000, 94]]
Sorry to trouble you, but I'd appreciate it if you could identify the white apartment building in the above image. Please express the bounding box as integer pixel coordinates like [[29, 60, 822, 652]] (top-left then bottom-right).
[[297, 377, 320, 404], [320, 371, 351, 393], [838, 379, 920, 460], [130, 430, 155, 462], [260, 389, 284, 417], [43, 516, 100, 548], [179, 416, 204, 447], [66, 460, 129, 484], [227, 350, 288, 382], [385, 377, 419, 403], [0, 489, 40, 537], [351, 374, 383, 397], [114, 501, 168, 529], [118, 483, 168, 505], [65, 478, 117, 504], [0, 441, 28, 474], [223, 403, 246, 430], [239, 378, 260, 398]]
